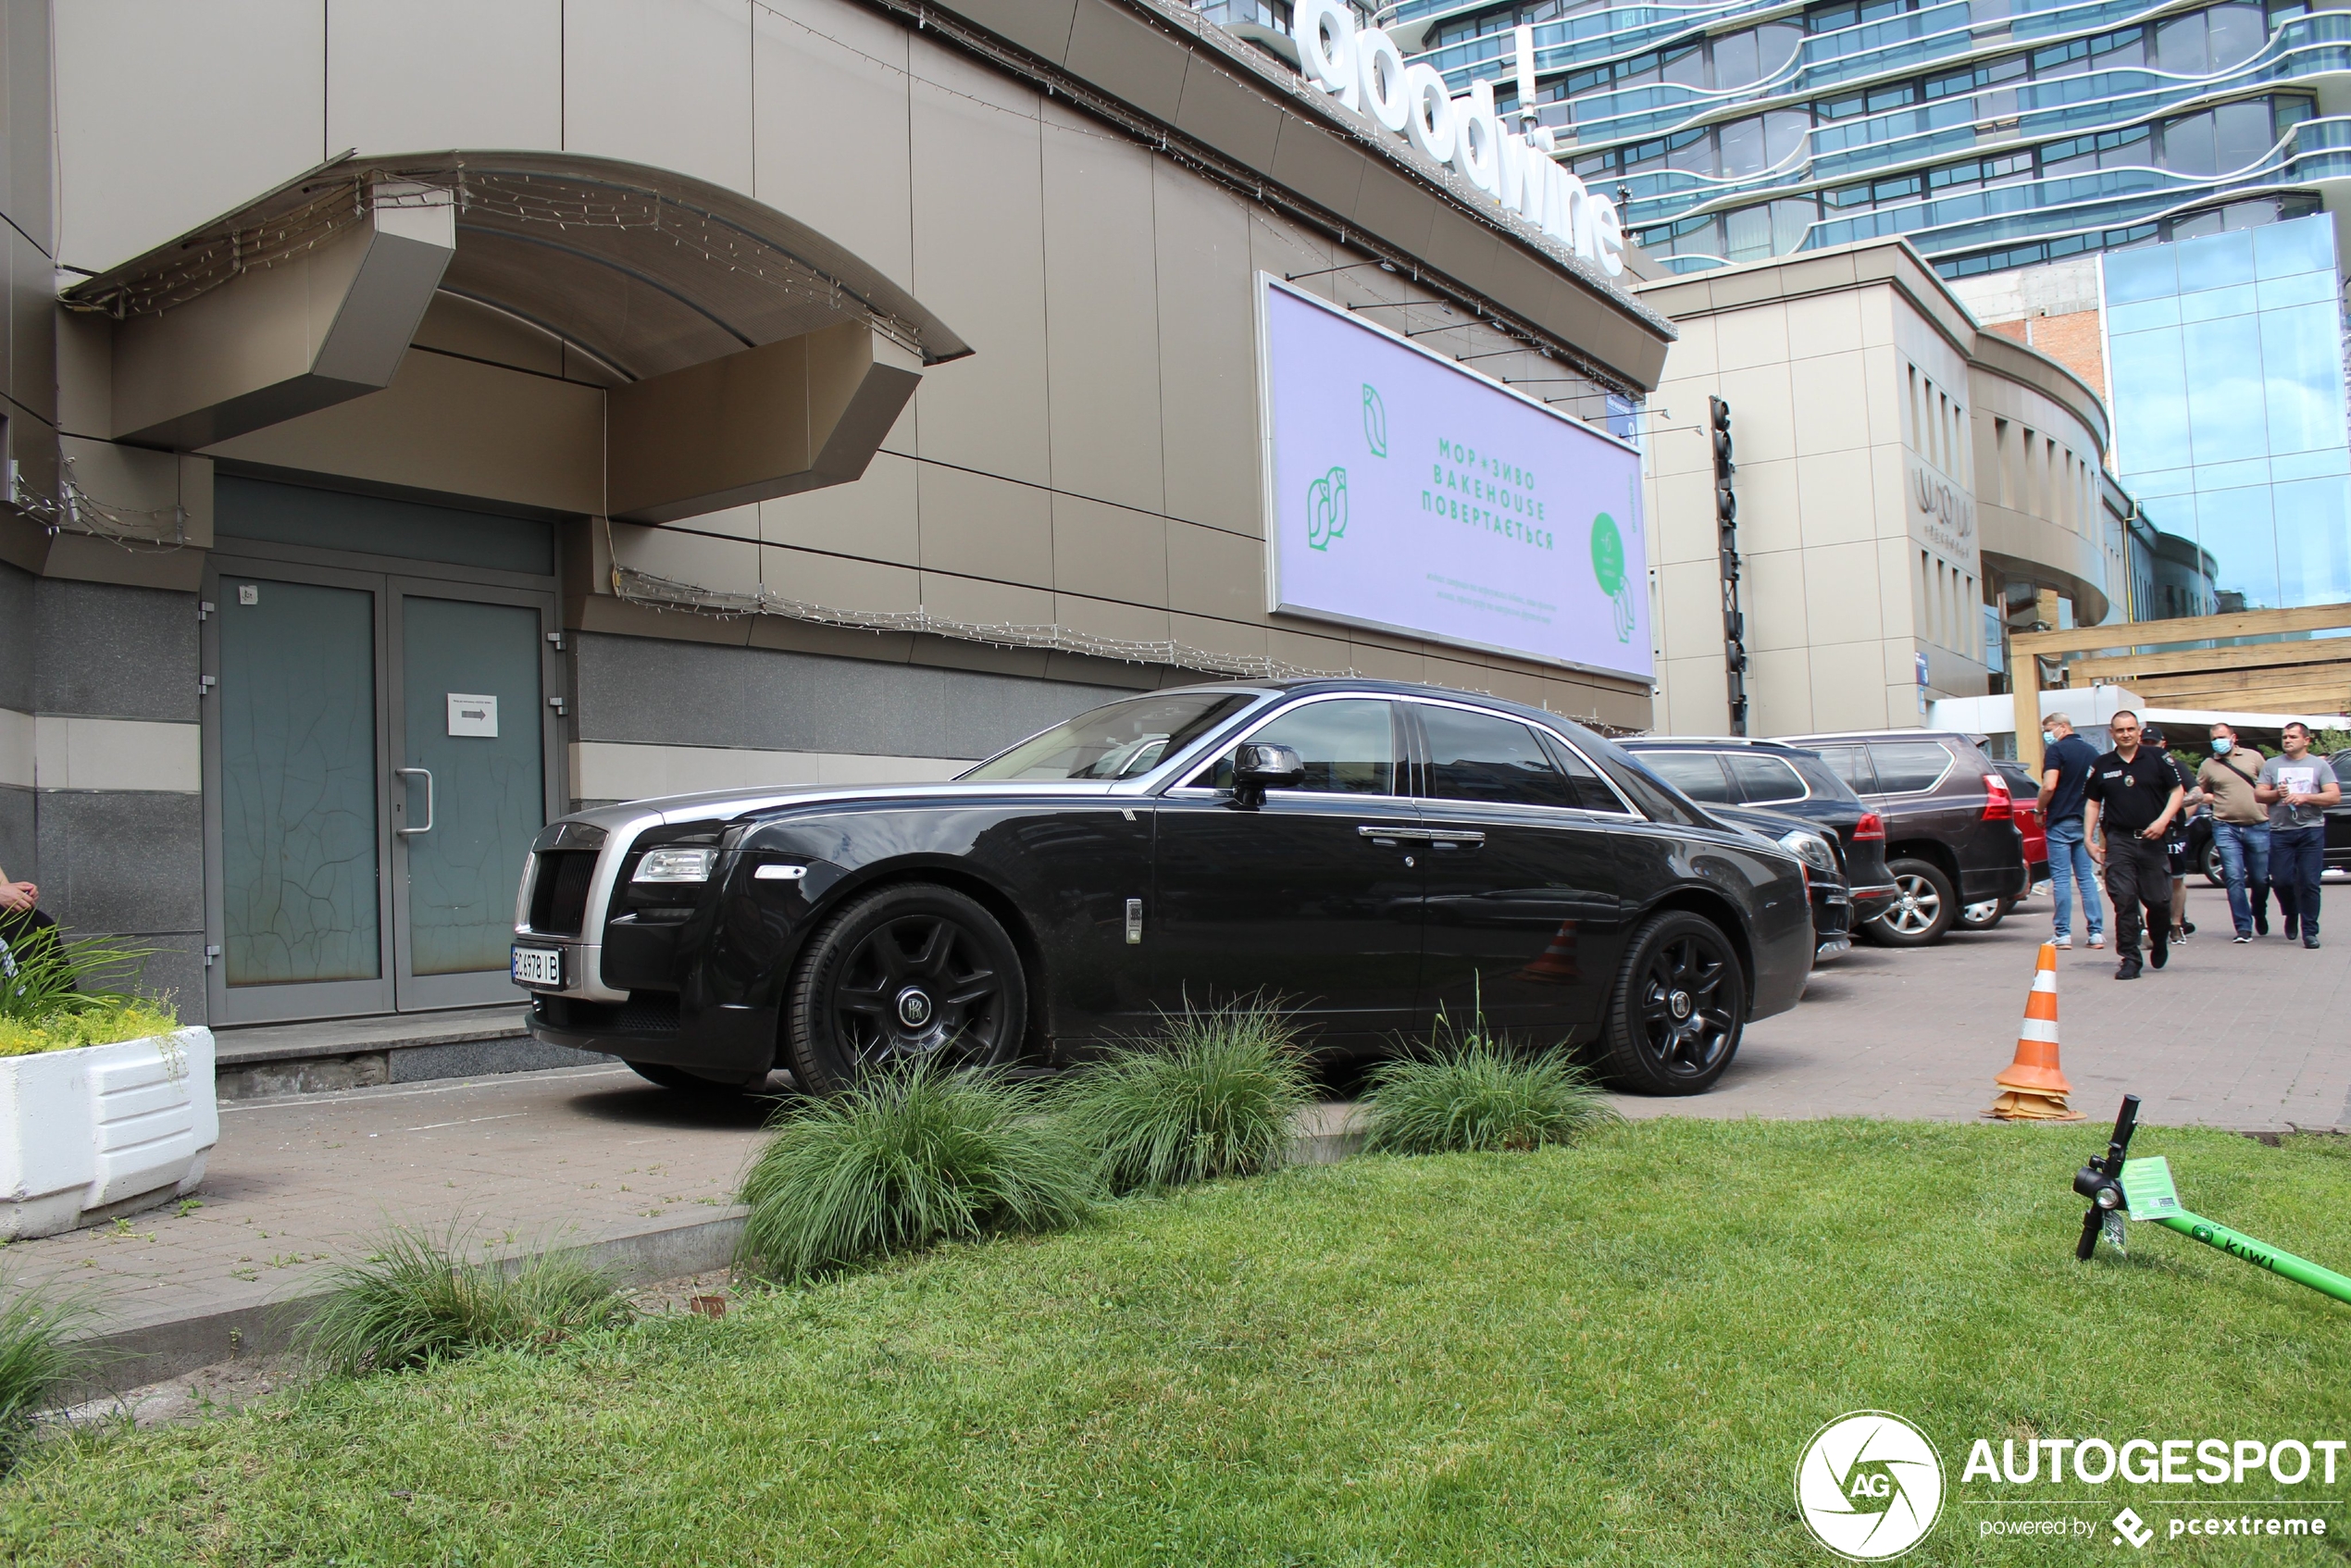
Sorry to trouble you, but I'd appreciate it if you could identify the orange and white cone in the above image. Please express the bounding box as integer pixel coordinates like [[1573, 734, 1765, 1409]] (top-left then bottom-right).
[[1514, 920, 1580, 984], [1984, 941, 2084, 1121]]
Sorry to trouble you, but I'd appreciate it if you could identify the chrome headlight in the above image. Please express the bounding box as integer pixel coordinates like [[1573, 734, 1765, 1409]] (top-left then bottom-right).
[[1776, 829, 1838, 878], [633, 847, 717, 883]]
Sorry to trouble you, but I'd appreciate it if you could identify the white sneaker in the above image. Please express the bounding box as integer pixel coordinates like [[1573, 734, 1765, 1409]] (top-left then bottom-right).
[[2088, 934, 2106, 950], [2054, 935, 2073, 950]]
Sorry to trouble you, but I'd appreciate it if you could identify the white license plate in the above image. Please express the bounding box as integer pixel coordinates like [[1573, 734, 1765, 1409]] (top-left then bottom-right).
[[511, 944, 564, 988]]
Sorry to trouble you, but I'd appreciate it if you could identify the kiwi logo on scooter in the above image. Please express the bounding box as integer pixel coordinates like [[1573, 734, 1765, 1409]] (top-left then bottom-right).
[[1591, 512, 1635, 643]]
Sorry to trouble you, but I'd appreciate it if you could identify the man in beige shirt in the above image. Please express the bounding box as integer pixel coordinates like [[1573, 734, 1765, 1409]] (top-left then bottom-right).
[[2196, 722, 2270, 941]]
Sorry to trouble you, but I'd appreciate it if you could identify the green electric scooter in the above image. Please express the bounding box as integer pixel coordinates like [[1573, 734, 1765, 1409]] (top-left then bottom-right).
[[2073, 1094, 2351, 1306]]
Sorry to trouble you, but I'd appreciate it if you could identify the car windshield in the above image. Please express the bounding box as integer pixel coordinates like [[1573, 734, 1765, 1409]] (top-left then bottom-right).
[[962, 692, 1257, 781]]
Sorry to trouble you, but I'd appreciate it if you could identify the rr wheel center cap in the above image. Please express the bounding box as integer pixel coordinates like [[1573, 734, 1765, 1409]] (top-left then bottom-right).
[[895, 988, 935, 1028], [1669, 989, 1693, 1021]]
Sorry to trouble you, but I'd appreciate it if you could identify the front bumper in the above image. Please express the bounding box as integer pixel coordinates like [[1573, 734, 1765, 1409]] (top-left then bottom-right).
[[1810, 883, 1853, 956], [526, 991, 778, 1078]]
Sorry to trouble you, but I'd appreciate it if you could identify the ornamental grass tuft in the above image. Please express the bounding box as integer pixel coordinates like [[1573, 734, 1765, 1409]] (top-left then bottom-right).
[[0, 1276, 94, 1470], [302, 1230, 632, 1376], [1361, 1014, 1620, 1155], [737, 1063, 1095, 1283], [0, 922, 170, 1056], [1058, 997, 1313, 1193]]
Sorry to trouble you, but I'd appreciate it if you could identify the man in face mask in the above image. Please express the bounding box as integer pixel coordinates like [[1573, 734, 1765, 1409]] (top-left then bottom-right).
[[2196, 721, 2270, 940], [2034, 713, 2104, 950], [2256, 721, 2342, 948], [2084, 710, 2183, 979]]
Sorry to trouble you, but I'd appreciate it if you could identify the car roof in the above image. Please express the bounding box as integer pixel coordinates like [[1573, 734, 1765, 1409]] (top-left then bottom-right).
[[1777, 728, 1993, 747], [1621, 735, 1817, 754], [1153, 676, 1622, 743]]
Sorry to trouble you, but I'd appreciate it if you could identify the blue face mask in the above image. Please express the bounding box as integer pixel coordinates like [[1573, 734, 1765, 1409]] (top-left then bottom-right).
[[2041, 731, 2056, 747], [2212, 738, 2233, 755]]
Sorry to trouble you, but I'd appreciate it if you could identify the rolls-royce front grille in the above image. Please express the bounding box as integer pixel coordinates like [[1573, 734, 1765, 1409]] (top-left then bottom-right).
[[529, 851, 600, 936]]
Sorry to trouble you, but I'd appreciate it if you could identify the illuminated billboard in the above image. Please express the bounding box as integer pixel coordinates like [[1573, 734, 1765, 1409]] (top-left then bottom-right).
[[1257, 275, 1650, 682]]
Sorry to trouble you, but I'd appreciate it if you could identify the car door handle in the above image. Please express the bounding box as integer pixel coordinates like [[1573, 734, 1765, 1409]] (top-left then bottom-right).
[[1421, 828, 1487, 850], [394, 766, 434, 836], [1358, 825, 1430, 846]]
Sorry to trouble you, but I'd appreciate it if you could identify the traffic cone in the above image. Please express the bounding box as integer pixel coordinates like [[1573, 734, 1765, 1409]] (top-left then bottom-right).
[[1514, 919, 1580, 984], [1984, 941, 2084, 1121]]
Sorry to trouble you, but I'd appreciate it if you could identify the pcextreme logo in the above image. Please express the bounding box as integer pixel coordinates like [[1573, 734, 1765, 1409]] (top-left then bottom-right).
[[1796, 1412, 1946, 1561]]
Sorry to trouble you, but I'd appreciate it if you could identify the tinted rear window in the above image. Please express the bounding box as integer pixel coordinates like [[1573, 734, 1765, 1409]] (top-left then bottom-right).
[[1635, 750, 1734, 803], [1810, 744, 1874, 792], [1420, 705, 1582, 809], [1724, 753, 1808, 803], [1785, 753, 1863, 805], [1870, 740, 1956, 793]]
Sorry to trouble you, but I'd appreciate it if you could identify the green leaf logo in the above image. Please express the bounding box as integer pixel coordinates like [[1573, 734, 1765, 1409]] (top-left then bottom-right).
[[1307, 466, 1349, 551], [1589, 512, 1625, 595], [1362, 384, 1387, 457]]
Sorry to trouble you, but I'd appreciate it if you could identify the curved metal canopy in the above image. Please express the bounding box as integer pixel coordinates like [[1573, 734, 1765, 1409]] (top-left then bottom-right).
[[64, 149, 970, 382]]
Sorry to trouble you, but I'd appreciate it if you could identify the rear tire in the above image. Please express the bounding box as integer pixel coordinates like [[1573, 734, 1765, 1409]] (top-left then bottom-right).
[[1598, 911, 1746, 1096], [624, 1060, 765, 1096], [784, 882, 1027, 1097], [2201, 840, 2225, 888], [1860, 857, 1956, 947]]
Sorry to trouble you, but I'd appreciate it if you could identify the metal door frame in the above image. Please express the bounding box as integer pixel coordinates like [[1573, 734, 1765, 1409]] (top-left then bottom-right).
[[385, 575, 563, 1012]]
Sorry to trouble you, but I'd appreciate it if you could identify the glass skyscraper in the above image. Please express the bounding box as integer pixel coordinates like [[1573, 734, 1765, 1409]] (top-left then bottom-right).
[[2104, 211, 2351, 614]]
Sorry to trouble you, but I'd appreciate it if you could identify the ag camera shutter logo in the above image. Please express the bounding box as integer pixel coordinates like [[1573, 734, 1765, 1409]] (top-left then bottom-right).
[[1796, 1412, 1945, 1560]]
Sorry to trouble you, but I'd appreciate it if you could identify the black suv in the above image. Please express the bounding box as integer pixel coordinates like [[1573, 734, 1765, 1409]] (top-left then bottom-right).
[[1618, 738, 1897, 927], [1775, 729, 2030, 947]]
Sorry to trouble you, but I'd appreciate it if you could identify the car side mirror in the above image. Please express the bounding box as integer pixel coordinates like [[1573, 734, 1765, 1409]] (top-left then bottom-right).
[[1229, 742, 1305, 809]]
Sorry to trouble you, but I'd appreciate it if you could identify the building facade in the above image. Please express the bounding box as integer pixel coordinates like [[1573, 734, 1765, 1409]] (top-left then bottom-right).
[[1638, 236, 2131, 734], [0, 0, 1672, 1031]]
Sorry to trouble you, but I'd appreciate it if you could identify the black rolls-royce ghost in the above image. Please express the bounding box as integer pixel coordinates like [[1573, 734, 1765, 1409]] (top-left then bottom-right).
[[513, 680, 1813, 1097]]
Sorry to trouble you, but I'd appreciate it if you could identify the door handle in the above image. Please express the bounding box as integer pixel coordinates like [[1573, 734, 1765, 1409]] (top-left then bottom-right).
[[394, 766, 435, 836], [1424, 829, 1486, 850], [1358, 825, 1430, 846]]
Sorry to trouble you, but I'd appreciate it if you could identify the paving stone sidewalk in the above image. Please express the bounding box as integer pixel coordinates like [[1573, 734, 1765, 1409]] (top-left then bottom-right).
[[5, 880, 2341, 1367]]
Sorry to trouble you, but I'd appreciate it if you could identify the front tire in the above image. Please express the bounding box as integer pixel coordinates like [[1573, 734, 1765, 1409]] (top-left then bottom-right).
[[1860, 857, 1956, 947], [784, 882, 1027, 1097], [1598, 911, 1746, 1095]]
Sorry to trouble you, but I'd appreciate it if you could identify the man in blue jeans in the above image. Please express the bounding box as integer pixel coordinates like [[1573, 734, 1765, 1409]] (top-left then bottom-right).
[[2258, 722, 2341, 949], [2036, 712, 2104, 950], [2196, 721, 2270, 940]]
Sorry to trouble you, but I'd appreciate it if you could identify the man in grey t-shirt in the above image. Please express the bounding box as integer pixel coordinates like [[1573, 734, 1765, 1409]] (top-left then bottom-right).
[[2257, 723, 2342, 948]]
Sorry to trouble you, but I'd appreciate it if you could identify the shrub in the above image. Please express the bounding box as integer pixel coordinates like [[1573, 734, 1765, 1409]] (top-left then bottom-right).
[[738, 1064, 1095, 1283], [1059, 998, 1313, 1193], [0, 1276, 95, 1469], [0, 999, 180, 1059], [1362, 1016, 1619, 1155], [303, 1230, 632, 1375], [0, 924, 169, 1056]]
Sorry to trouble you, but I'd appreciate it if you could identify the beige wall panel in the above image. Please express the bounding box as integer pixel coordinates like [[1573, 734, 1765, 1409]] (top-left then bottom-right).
[[1054, 591, 1170, 647], [744, 616, 917, 662], [1713, 363, 1794, 467], [1873, 536, 1918, 641], [1742, 548, 1808, 653], [1861, 352, 1904, 449], [1265, 624, 1353, 676], [1345, 640, 1424, 684], [1660, 653, 1729, 733], [1746, 645, 1813, 737], [1041, 113, 1164, 515], [1167, 519, 1263, 621], [1248, 211, 1337, 299], [1809, 639, 1890, 731], [752, 0, 914, 291], [1157, 608, 1257, 660], [1790, 349, 1869, 458], [573, 594, 753, 647], [1796, 447, 1878, 549], [1785, 290, 1863, 359], [1802, 540, 1883, 644], [681, 503, 760, 542], [1063, 0, 1187, 121], [904, 634, 1051, 680], [329, 0, 563, 154], [1648, 415, 1710, 480], [6, 0, 53, 248], [564, 0, 753, 193], [613, 520, 757, 591], [1051, 491, 1167, 605], [1655, 557, 1722, 666], [414, 294, 564, 379], [758, 541, 920, 613], [916, 461, 1051, 585], [1733, 456, 1800, 556], [761, 448, 918, 566], [1423, 653, 1488, 695], [1152, 168, 1260, 534], [907, 39, 1050, 483], [1648, 468, 1716, 566], [1660, 317, 1716, 383], [1713, 304, 1790, 375], [8, 226, 54, 424], [1170, 52, 1283, 169], [56, 0, 324, 272], [1857, 284, 1897, 348], [1583, 683, 1652, 733], [917, 570, 1053, 629], [200, 350, 603, 516]]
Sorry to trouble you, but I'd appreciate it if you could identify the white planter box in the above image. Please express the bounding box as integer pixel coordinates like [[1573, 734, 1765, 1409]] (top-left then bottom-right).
[[0, 1027, 217, 1240]]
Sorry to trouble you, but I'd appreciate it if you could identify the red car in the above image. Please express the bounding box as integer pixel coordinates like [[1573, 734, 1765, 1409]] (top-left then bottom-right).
[[1994, 760, 2050, 885]]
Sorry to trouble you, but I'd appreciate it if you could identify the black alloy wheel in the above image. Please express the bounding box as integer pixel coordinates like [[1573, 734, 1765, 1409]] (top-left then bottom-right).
[[785, 883, 1026, 1096], [1599, 911, 1746, 1095], [1859, 857, 1956, 947], [623, 1060, 766, 1096]]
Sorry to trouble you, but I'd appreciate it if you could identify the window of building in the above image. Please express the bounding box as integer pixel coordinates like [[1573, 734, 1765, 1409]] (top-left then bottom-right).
[[1806, 0, 1913, 32]]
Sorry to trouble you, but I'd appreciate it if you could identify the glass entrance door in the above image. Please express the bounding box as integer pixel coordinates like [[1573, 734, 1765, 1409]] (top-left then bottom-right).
[[205, 560, 558, 1024]]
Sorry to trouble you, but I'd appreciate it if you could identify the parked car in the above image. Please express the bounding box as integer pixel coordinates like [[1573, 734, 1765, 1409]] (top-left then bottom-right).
[[1773, 729, 2031, 947], [1709, 805, 1854, 959], [2197, 748, 2351, 884], [512, 680, 1815, 1098], [1616, 737, 1897, 926]]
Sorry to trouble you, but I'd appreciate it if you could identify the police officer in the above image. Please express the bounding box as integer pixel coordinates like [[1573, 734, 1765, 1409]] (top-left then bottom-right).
[[2084, 710, 2184, 980]]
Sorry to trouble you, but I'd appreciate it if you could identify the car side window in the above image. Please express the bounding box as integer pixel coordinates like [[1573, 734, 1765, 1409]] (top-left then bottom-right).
[[1539, 734, 1634, 814], [1193, 699, 1399, 794], [1869, 740, 1956, 794], [1814, 744, 1876, 793], [1724, 753, 1807, 804], [1418, 705, 1581, 809], [1636, 750, 1734, 803]]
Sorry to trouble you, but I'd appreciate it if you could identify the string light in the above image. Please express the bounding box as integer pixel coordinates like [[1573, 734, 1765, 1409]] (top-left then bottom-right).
[[12, 454, 190, 552]]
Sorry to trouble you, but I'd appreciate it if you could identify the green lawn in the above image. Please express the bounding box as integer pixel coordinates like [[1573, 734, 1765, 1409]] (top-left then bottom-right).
[[7, 1119, 2350, 1565]]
